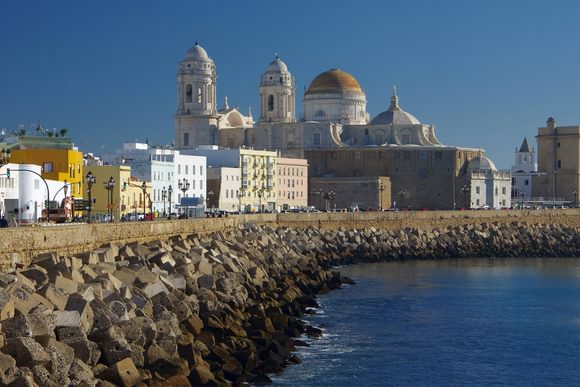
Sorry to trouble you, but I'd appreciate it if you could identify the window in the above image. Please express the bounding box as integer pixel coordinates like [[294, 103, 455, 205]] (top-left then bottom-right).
[[419, 151, 427, 160], [502, 187, 506, 195], [402, 134, 410, 145], [313, 133, 321, 146], [43, 162, 53, 173], [557, 160, 561, 169], [525, 179, 529, 186], [178, 165, 181, 174], [476, 186, 480, 194], [186, 84, 192, 103], [495, 187, 498, 196], [268, 95, 274, 111], [315, 110, 326, 118], [185, 165, 188, 174]]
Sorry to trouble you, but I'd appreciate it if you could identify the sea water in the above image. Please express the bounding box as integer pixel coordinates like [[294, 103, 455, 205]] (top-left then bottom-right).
[[271, 258, 580, 386]]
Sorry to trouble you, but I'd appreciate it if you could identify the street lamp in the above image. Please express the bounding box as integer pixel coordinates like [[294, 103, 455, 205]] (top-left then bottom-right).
[[162, 186, 167, 217], [86, 171, 96, 223], [461, 184, 470, 209], [324, 190, 335, 211], [178, 178, 190, 216], [238, 187, 246, 213], [398, 189, 406, 210], [573, 190, 577, 208], [167, 185, 173, 218], [140, 181, 147, 220], [103, 176, 115, 222], [0, 148, 10, 167], [254, 186, 265, 213], [378, 182, 385, 210], [206, 190, 214, 209]]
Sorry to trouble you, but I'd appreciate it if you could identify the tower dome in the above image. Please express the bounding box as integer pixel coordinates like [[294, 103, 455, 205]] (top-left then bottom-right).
[[370, 87, 420, 126], [185, 42, 210, 61], [303, 68, 367, 124], [259, 54, 295, 123]]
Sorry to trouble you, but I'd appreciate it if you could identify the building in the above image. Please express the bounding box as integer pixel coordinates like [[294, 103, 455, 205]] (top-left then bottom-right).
[[277, 157, 308, 210], [511, 137, 537, 204], [310, 176, 390, 211], [82, 165, 132, 221], [103, 142, 206, 217], [207, 166, 240, 212], [173, 42, 506, 210], [533, 117, 580, 206], [0, 163, 67, 224], [185, 147, 278, 212], [466, 155, 511, 209], [8, 137, 84, 200]]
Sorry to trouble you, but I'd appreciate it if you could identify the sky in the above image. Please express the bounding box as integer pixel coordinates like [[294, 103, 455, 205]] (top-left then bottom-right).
[[2, 0, 580, 168]]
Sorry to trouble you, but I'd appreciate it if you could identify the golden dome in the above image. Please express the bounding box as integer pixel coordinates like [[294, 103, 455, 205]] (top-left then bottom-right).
[[305, 69, 364, 95]]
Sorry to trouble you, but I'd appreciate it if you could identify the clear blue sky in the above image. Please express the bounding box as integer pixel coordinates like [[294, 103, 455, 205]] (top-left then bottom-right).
[[2, 0, 580, 168]]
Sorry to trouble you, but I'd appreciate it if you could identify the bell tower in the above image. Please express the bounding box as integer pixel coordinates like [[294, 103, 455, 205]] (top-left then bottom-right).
[[259, 55, 295, 123], [174, 42, 218, 148]]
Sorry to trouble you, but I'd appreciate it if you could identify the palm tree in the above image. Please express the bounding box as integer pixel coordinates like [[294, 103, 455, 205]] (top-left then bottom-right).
[[59, 128, 68, 138]]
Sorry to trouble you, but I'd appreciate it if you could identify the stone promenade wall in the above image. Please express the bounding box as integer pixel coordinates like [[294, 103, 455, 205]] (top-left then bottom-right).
[[0, 209, 579, 270]]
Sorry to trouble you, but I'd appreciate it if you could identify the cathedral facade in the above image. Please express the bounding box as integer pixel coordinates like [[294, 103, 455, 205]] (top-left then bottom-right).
[[174, 42, 510, 210]]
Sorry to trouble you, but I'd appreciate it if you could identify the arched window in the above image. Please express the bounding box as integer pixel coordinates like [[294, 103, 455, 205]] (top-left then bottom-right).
[[186, 84, 192, 103], [268, 95, 274, 111]]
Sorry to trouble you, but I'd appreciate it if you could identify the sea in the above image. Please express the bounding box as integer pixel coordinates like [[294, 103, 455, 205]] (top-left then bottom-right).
[[270, 258, 580, 386]]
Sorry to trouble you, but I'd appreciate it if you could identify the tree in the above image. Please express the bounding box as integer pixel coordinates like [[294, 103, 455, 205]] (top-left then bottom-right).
[[59, 128, 68, 138]]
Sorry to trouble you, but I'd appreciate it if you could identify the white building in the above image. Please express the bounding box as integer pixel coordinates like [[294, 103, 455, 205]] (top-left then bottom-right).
[[467, 155, 512, 209], [103, 142, 206, 216], [207, 167, 241, 212], [0, 163, 66, 224], [511, 137, 537, 200]]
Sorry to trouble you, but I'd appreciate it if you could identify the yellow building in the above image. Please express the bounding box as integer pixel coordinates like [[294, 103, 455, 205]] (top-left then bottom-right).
[[83, 165, 152, 221], [10, 148, 84, 199], [240, 148, 278, 212]]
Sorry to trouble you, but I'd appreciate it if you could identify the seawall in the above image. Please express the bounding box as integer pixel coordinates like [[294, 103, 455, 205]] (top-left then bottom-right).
[[1, 209, 579, 269]]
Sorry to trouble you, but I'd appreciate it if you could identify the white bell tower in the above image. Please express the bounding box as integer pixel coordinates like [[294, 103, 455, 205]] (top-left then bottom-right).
[[174, 42, 219, 148], [259, 55, 295, 123]]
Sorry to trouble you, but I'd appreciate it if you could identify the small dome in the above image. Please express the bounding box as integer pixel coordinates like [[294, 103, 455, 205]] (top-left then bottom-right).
[[266, 55, 288, 73], [305, 69, 364, 95], [370, 89, 420, 125], [468, 155, 497, 172], [185, 42, 210, 60]]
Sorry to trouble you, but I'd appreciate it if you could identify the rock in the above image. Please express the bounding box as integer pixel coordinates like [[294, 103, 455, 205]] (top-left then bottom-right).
[[38, 283, 69, 311], [2, 337, 51, 368], [0, 352, 18, 385], [96, 357, 144, 386]]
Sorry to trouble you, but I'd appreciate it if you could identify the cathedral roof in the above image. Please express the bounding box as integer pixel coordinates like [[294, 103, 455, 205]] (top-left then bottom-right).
[[370, 88, 420, 125], [185, 42, 210, 61], [519, 137, 531, 153], [305, 69, 364, 95], [468, 155, 497, 172]]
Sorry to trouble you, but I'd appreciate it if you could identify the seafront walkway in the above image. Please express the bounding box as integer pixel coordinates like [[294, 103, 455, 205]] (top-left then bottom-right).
[[1, 209, 579, 269]]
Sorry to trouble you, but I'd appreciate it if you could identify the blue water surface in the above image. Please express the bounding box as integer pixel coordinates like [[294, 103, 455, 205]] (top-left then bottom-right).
[[270, 258, 580, 386]]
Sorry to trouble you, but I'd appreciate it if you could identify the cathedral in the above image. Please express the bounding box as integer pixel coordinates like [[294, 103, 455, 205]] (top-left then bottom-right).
[[174, 42, 511, 210]]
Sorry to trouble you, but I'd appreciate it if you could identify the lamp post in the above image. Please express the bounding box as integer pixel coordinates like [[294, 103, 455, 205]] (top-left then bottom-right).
[[206, 190, 214, 209], [140, 181, 147, 220], [161, 186, 167, 217], [324, 190, 335, 211], [0, 148, 10, 167], [238, 187, 245, 214], [167, 185, 173, 218], [378, 182, 385, 210], [178, 178, 190, 216], [461, 184, 470, 209], [573, 190, 577, 208], [86, 171, 96, 223], [398, 189, 406, 210], [103, 176, 115, 222]]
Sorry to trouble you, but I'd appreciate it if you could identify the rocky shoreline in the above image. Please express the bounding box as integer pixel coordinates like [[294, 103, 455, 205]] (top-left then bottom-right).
[[0, 221, 578, 386]]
